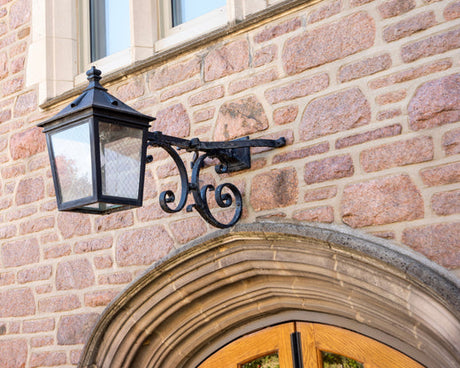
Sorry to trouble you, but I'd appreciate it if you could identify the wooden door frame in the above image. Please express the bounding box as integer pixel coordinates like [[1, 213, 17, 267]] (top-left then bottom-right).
[[77, 222, 459, 368], [198, 323, 296, 368]]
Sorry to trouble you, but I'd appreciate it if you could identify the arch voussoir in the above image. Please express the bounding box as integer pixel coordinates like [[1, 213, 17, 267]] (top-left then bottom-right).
[[78, 223, 460, 368]]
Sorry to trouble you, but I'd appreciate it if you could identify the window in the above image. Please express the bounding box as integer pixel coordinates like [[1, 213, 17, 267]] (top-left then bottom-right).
[[77, 0, 137, 80], [82, 0, 228, 70], [171, 0, 226, 27], [156, 0, 228, 50], [89, 0, 131, 62]]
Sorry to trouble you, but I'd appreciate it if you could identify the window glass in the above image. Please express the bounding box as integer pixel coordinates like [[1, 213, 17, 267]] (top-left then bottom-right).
[[90, 0, 131, 62], [241, 353, 279, 368], [171, 0, 226, 26], [99, 122, 143, 199], [50, 121, 93, 203], [321, 351, 364, 368]]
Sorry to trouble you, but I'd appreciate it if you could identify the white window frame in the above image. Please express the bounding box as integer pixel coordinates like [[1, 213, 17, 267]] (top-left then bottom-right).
[[27, 0, 156, 104], [26, 0, 287, 104], [155, 1, 228, 51], [75, 0, 156, 85], [26, 0, 77, 104]]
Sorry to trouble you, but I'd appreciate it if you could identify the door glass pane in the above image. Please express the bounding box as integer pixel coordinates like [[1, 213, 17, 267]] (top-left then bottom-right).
[[321, 351, 364, 368], [90, 0, 130, 61], [50, 121, 93, 203], [171, 0, 226, 26], [241, 353, 280, 368]]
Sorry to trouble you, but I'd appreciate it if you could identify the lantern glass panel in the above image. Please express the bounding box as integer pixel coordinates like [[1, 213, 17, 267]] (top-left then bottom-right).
[[99, 122, 144, 199], [50, 120, 93, 203]]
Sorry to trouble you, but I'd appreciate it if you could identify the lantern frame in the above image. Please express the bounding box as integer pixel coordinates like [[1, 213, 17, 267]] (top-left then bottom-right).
[[39, 67, 286, 227], [39, 67, 152, 215]]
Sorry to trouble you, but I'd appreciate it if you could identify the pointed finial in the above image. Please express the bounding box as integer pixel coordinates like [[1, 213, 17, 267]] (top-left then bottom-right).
[[85, 66, 105, 91], [86, 66, 102, 82]]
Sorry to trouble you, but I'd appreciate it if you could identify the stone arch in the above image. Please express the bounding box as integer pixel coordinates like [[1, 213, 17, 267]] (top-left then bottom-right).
[[78, 222, 459, 368]]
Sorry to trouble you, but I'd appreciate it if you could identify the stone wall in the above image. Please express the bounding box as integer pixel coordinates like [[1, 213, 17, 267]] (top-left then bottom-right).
[[0, 0, 458, 366]]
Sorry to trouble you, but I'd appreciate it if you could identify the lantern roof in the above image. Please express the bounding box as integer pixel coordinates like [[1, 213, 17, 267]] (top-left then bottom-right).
[[38, 67, 154, 130]]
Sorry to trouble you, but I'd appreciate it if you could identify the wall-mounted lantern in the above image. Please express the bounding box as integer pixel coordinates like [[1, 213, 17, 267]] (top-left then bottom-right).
[[39, 67, 285, 228]]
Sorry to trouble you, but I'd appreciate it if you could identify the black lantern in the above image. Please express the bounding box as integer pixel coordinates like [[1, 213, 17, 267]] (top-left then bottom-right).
[[40, 67, 285, 227], [39, 67, 153, 214]]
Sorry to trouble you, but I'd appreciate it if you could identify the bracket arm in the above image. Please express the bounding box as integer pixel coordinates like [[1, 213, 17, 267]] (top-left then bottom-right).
[[146, 131, 286, 228]]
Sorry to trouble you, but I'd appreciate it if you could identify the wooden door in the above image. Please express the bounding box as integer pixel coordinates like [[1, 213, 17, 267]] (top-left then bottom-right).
[[198, 322, 424, 368]]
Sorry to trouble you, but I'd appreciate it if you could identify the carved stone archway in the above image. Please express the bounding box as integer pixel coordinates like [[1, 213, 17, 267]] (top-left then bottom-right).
[[78, 222, 459, 368]]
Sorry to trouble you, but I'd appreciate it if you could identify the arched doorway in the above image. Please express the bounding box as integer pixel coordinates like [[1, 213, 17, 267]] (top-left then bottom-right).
[[78, 222, 459, 368]]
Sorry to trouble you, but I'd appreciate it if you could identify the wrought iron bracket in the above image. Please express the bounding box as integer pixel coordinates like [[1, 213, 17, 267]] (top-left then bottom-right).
[[146, 131, 286, 228]]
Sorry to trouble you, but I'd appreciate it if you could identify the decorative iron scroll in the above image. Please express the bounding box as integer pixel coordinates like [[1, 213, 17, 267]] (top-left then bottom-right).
[[147, 131, 286, 228]]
